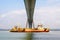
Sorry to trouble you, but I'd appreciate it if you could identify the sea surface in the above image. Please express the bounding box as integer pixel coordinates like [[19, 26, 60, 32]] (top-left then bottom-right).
[[0, 31, 60, 40]]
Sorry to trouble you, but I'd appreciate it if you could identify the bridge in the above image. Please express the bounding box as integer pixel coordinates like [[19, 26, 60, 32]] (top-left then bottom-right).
[[24, 0, 36, 28]]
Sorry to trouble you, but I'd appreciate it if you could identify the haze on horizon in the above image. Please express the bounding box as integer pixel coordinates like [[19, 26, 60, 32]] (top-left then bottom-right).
[[0, 0, 60, 29]]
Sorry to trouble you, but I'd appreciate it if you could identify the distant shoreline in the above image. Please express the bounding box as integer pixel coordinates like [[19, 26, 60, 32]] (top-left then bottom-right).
[[0, 29, 9, 31], [0, 29, 60, 31]]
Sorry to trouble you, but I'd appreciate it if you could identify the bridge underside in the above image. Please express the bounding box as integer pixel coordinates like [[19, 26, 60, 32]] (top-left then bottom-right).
[[24, 0, 36, 28]]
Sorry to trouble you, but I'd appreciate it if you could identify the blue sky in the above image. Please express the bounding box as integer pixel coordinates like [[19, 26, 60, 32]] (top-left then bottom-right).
[[0, 0, 60, 29]]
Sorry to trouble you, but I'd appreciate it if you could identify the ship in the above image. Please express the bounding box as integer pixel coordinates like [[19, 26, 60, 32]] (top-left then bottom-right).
[[9, 24, 49, 32], [9, 0, 50, 32]]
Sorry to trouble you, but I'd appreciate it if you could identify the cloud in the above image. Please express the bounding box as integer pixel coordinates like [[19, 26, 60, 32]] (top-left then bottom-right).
[[34, 6, 60, 28], [0, 9, 26, 18], [0, 0, 60, 29], [9, 10, 26, 14], [0, 14, 6, 18], [48, 0, 60, 6], [0, 9, 27, 29], [35, 7, 60, 14], [0, 6, 60, 29], [47, 0, 58, 2]]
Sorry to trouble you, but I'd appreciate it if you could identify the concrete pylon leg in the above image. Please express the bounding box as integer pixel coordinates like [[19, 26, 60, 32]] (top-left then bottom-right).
[[26, 20, 35, 29], [24, 0, 36, 28], [29, 23, 32, 28], [28, 19, 33, 28]]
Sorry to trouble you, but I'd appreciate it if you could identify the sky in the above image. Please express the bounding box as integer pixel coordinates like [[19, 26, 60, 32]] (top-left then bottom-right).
[[0, 0, 60, 29]]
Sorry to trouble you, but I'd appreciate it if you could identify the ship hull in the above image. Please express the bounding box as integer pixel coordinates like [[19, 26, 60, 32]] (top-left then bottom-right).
[[10, 28, 49, 32]]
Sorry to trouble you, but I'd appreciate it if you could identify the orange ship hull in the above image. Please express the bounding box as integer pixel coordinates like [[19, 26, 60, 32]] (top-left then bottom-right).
[[10, 28, 49, 32], [27, 30, 49, 32]]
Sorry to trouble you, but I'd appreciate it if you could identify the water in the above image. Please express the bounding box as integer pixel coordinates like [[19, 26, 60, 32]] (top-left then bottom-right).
[[0, 31, 60, 40]]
